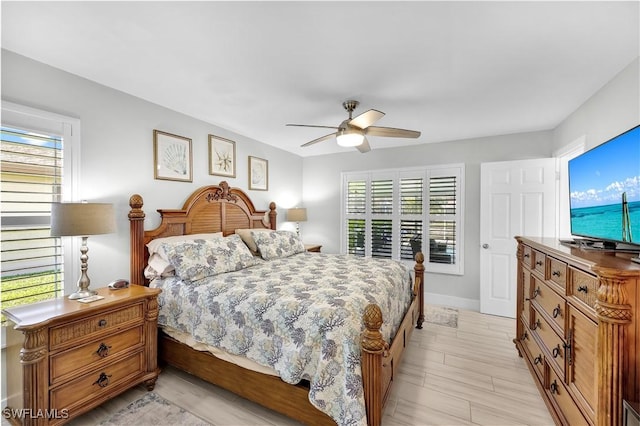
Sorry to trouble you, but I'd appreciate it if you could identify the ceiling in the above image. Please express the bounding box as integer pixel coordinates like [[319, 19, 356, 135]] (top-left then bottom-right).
[[2, 1, 638, 157]]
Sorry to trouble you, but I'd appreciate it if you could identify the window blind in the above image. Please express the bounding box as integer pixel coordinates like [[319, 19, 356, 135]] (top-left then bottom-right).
[[1, 126, 64, 311]]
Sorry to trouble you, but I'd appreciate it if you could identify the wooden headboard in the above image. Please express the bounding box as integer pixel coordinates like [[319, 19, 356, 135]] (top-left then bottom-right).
[[129, 181, 277, 285]]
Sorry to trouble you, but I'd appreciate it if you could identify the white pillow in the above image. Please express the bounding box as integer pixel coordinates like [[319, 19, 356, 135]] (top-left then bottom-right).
[[144, 232, 224, 279]]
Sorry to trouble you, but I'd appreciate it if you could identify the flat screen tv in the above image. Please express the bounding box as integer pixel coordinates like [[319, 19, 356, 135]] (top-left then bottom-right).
[[568, 125, 640, 251]]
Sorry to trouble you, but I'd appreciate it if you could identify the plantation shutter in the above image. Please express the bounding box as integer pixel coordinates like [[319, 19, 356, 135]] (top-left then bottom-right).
[[1, 126, 65, 311], [371, 179, 393, 258], [428, 175, 456, 264], [400, 177, 423, 260], [346, 180, 366, 256]]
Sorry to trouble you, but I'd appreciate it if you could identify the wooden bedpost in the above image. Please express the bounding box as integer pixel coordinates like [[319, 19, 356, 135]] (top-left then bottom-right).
[[361, 304, 388, 426], [129, 194, 146, 285], [268, 202, 277, 230], [414, 252, 425, 329]]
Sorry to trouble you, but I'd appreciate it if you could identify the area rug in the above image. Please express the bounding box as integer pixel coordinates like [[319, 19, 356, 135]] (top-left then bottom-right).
[[425, 304, 459, 328], [98, 392, 209, 426]]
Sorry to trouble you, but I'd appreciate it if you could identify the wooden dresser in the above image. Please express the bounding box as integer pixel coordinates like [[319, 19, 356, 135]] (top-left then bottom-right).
[[514, 237, 639, 426], [2, 285, 161, 425]]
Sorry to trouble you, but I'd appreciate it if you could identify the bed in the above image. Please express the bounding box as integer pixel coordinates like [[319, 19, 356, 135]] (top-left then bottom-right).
[[128, 181, 425, 426]]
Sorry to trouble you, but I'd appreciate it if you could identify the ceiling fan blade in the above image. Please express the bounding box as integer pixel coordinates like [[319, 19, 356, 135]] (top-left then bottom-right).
[[300, 132, 336, 147], [349, 109, 385, 129], [286, 124, 340, 130], [365, 126, 421, 138], [356, 137, 371, 153]]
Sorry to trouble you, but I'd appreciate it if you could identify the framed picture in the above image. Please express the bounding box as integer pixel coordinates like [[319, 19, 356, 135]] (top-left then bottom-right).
[[248, 156, 268, 191], [208, 134, 236, 177], [153, 130, 192, 182]]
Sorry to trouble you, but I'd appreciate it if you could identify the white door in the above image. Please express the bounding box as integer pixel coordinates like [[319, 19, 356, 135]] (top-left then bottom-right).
[[480, 159, 556, 317]]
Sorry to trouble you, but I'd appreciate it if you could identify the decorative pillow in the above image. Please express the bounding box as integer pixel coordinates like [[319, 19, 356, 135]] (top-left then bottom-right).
[[144, 232, 224, 279], [160, 234, 258, 282], [251, 230, 306, 260], [235, 228, 273, 253]]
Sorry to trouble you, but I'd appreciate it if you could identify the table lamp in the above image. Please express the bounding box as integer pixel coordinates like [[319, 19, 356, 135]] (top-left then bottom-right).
[[286, 207, 307, 236], [50, 202, 116, 299]]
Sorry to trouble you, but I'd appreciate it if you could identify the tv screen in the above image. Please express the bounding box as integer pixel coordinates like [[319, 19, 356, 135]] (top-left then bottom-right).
[[568, 125, 640, 247]]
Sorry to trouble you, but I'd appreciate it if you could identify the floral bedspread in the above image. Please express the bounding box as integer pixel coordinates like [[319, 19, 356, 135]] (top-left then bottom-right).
[[155, 252, 413, 426]]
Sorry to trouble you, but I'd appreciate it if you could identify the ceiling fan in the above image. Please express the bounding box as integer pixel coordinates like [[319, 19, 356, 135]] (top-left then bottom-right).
[[286, 100, 421, 153]]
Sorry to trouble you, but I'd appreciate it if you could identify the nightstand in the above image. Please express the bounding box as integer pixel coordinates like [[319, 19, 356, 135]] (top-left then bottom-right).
[[2, 285, 161, 425], [304, 244, 322, 253]]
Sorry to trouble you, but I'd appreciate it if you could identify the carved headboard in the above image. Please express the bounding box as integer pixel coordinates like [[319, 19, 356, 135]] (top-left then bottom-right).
[[129, 181, 277, 285]]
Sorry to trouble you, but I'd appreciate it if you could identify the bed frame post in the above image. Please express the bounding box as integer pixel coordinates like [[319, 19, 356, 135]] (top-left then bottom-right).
[[268, 201, 277, 230], [361, 304, 387, 426], [129, 194, 146, 285], [414, 252, 425, 329]]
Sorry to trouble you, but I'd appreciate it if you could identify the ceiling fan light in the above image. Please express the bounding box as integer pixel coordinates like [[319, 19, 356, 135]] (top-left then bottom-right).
[[336, 129, 364, 147]]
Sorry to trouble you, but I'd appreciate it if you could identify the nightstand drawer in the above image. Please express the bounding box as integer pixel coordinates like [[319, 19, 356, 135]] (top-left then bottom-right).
[[49, 302, 144, 350], [50, 326, 144, 385], [50, 350, 144, 411]]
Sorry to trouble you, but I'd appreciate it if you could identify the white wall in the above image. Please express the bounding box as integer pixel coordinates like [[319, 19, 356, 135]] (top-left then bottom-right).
[[1, 49, 304, 289], [552, 57, 639, 151]]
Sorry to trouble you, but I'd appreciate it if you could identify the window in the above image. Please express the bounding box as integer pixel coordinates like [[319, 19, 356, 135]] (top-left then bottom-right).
[[342, 165, 464, 275], [1, 103, 79, 315]]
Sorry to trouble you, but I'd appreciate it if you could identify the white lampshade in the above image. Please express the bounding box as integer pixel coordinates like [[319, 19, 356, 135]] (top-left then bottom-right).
[[336, 128, 364, 147], [50, 203, 116, 237], [286, 207, 307, 222]]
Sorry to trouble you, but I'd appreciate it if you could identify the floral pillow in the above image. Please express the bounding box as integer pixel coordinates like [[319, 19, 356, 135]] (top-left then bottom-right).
[[160, 234, 258, 282], [144, 232, 224, 279], [251, 230, 306, 260]]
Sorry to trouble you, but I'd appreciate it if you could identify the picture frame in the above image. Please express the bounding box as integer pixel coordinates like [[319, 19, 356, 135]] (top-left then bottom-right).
[[153, 130, 192, 182], [208, 134, 236, 177], [248, 156, 268, 191]]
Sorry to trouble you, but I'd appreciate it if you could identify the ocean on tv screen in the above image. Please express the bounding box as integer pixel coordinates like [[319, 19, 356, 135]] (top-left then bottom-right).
[[570, 201, 640, 243]]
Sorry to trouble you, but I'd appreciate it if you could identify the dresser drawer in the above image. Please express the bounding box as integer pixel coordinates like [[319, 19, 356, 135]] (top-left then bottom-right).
[[49, 303, 144, 350], [548, 256, 567, 290], [521, 319, 545, 381], [50, 350, 144, 411], [569, 267, 598, 311], [50, 326, 144, 385], [522, 245, 534, 268], [532, 308, 565, 376], [532, 249, 546, 277], [548, 365, 589, 426], [531, 277, 565, 334], [521, 269, 532, 325]]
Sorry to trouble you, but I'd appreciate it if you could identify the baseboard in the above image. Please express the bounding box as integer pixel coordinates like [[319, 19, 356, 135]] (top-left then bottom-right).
[[425, 292, 480, 311]]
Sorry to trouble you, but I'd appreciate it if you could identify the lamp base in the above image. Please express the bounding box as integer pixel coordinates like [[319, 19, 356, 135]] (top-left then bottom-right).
[[68, 289, 98, 300]]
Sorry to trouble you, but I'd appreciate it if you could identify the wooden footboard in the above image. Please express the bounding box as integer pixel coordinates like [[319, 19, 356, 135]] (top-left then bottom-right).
[[129, 183, 425, 426]]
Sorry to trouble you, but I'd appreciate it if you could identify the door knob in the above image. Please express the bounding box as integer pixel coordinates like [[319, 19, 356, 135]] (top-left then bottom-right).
[[482, 243, 489, 249]]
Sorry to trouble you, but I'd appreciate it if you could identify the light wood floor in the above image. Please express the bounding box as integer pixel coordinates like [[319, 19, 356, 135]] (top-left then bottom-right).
[[69, 309, 555, 425]]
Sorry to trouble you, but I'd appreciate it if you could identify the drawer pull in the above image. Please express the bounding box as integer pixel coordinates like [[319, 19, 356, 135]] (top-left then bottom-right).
[[98, 319, 107, 327], [96, 342, 112, 358], [550, 380, 559, 395], [532, 319, 541, 330], [524, 253, 530, 259], [552, 305, 561, 318], [533, 355, 542, 365], [93, 372, 112, 388], [577, 285, 588, 294], [552, 270, 561, 277], [520, 331, 528, 341], [526, 288, 540, 301], [535, 260, 543, 266], [552, 344, 561, 358]]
